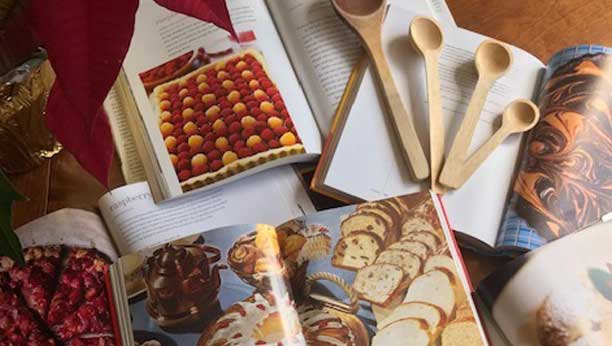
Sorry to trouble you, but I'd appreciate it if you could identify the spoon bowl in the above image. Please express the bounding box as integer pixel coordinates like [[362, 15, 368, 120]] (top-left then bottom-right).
[[475, 40, 513, 77], [410, 17, 444, 53], [502, 99, 540, 133], [332, 0, 385, 17], [446, 99, 540, 188]]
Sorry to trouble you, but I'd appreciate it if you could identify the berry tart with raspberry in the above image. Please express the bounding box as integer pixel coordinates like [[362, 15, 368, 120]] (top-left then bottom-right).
[[0, 246, 116, 346], [152, 49, 305, 192]]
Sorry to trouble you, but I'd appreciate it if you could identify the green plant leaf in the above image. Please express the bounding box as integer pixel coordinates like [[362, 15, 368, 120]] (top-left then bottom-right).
[[0, 170, 25, 265]]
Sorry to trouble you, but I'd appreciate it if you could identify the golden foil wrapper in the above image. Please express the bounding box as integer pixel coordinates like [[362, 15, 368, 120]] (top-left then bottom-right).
[[0, 57, 61, 173]]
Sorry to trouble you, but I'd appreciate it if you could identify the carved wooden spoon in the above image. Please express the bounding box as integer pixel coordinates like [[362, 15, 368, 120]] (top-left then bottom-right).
[[331, 0, 429, 180], [440, 39, 513, 188], [410, 16, 445, 193], [451, 99, 540, 188]]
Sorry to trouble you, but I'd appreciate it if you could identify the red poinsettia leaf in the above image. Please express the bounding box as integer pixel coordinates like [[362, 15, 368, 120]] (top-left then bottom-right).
[[27, 0, 139, 185], [154, 0, 237, 40]]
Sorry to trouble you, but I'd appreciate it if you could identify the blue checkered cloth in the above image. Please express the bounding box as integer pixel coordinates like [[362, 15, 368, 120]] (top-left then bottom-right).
[[497, 211, 546, 250]]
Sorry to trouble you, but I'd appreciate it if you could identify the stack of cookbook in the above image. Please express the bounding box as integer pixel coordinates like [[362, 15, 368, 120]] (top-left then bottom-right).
[[2, 0, 610, 345]]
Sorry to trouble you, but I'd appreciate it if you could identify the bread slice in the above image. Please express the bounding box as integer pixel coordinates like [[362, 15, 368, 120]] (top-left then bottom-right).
[[388, 240, 432, 260], [341, 212, 392, 245], [411, 198, 437, 217], [402, 231, 441, 252], [387, 197, 407, 216], [371, 294, 403, 323], [353, 263, 404, 306], [378, 302, 447, 332], [372, 318, 431, 346], [454, 301, 474, 320], [424, 255, 457, 277], [400, 216, 436, 237], [423, 256, 469, 306], [403, 268, 457, 318], [375, 249, 422, 280], [441, 319, 484, 346], [331, 231, 382, 271], [357, 201, 398, 228]]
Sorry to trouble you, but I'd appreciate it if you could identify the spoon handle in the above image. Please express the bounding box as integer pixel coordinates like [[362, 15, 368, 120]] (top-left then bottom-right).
[[424, 53, 445, 193], [440, 77, 493, 188], [367, 39, 429, 180], [456, 126, 510, 187]]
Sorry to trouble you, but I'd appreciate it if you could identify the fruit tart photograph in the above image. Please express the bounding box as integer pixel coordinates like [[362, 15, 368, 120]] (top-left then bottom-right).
[[0, 210, 121, 346], [144, 48, 307, 193]]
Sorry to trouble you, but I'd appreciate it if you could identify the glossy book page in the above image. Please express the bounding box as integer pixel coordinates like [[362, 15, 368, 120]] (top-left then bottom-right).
[[121, 0, 322, 201], [116, 191, 489, 346], [498, 45, 612, 251], [478, 221, 612, 346]]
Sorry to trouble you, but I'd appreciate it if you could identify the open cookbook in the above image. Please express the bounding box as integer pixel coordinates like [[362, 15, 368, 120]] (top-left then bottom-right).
[[104, 0, 456, 202], [476, 220, 612, 346], [0, 166, 310, 346], [312, 4, 612, 253], [109, 191, 489, 346], [1, 191, 490, 345]]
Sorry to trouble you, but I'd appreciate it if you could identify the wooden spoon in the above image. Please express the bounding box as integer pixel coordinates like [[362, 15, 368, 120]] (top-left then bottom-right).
[[331, 0, 429, 180], [410, 16, 445, 193], [453, 99, 540, 188], [440, 39, 513, 188]]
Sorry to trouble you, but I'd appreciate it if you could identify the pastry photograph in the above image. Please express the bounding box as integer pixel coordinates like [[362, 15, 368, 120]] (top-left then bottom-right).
[[227, 221, 331, 293], [147, 48, 304, 191], [126, 223, 331, 345], [477, 221, 612, 346], [124, 193, 485, 345]]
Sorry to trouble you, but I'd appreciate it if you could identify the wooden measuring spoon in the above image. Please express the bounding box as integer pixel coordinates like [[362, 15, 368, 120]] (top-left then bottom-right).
[[440, 39, 513, 188], [454, 99, 540, 187], [331, 0, 429, 180], [410, 16, 445, 193]]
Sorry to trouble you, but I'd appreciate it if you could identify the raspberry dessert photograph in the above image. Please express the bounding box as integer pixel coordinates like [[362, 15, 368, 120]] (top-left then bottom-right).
[[145, 48, 310, 195], [0, 210, 121, 346]]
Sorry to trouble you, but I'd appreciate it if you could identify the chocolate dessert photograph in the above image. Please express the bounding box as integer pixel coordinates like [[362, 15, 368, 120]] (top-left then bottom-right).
[[118, 192, 488, 345], [123, 222, 332, 345]]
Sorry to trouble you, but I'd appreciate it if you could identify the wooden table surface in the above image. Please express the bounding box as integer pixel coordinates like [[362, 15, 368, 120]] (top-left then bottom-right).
[[8, 0, 612, 287]]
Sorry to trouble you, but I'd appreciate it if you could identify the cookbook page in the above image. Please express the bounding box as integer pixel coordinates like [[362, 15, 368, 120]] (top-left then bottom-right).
[[497, 45, 612, 251], [99, 166, 314, 255], [0, 209, 120, 346], [322, 6, 544, 248], [266, 0, 457, 135], [477, 221, 612, 346], [103, 85, 147, 184], [122, 0, 322, 200], [115, 191, 488, 345], [116, 224, 306, 346], [279, 192, 488, 345]]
